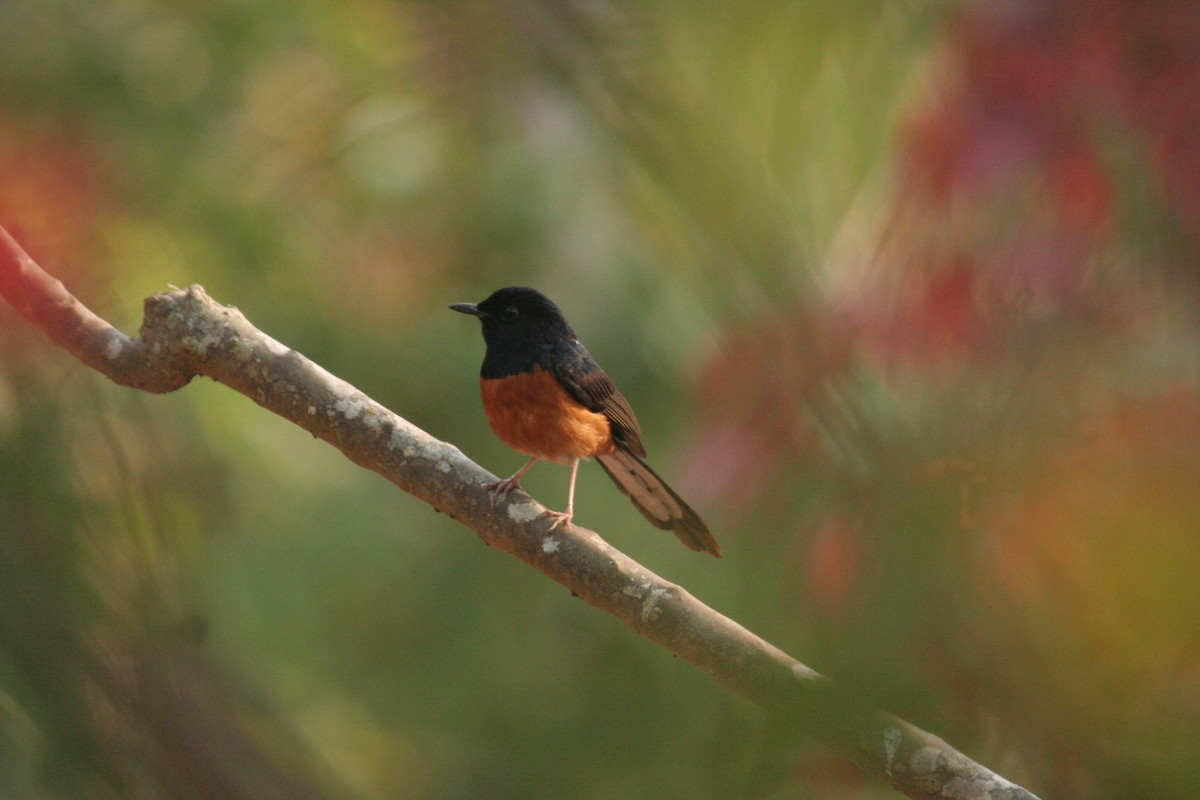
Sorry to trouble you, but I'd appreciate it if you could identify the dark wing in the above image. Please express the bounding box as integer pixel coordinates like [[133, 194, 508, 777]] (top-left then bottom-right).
[[548, 340, 646, 457]]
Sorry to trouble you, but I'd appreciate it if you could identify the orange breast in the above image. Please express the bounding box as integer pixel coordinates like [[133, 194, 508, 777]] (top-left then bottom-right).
[[480, 366, 615, 463]]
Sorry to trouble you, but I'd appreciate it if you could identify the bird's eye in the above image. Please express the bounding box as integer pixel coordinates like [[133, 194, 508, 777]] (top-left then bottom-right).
[[502, 306, 519, 321]]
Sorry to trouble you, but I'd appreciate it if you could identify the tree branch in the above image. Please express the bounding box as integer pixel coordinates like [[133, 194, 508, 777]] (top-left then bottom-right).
[[0, 225, 1041, 800]]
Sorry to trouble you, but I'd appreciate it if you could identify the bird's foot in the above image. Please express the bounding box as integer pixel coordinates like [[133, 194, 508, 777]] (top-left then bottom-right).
[[484, 476, 522, 507], [542, 509, 573, 532]]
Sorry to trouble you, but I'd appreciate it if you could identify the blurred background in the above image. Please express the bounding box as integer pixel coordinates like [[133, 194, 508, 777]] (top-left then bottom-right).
[[2, 1, 1198, 798]]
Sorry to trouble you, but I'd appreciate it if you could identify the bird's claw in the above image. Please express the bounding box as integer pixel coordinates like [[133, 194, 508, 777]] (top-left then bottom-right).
[[542, 510, 573, 532], [484, 476, 521, 507], [484, 472, 572, 532]]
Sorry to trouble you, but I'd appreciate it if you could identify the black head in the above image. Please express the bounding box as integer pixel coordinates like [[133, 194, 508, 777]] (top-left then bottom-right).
[[450, 286, 576, 347]]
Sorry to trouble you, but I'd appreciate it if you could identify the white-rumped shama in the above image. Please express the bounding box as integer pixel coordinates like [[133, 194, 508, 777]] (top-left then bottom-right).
[[451, 287, 720, 557]]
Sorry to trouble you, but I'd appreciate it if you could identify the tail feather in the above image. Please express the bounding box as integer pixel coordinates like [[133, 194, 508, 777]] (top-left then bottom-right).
[[596, 449, 721, 557]]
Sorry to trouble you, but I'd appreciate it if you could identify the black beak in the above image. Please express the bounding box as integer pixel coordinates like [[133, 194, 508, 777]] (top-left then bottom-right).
[[449, 302, 480, 316]]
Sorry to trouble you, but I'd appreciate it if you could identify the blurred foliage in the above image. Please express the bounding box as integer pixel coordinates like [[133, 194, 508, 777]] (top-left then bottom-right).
[[2, 1, 1199, 798]]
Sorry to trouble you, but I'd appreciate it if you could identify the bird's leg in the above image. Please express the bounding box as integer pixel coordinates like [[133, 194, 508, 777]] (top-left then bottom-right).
[[544, 458, 579, 532], [485, 456, 538, 507]]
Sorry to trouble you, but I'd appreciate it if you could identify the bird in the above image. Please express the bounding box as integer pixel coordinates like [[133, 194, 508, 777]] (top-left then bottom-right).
[[451, 286, 721, 557]]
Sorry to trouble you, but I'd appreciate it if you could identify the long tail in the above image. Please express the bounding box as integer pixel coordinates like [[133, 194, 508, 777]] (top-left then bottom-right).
[[596, 448, 721, 557]]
